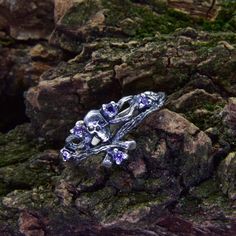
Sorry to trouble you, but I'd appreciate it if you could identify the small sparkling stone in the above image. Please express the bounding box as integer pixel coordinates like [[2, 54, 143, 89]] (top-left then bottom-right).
[[138, 95, 150, 109], [60, 148, 71, 161], [73, 126, 84, 137], [111, 148, 127, 165], [102, 102, 118, 118]]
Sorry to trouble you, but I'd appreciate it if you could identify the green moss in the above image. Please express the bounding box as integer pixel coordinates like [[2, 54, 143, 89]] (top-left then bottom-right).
[[0, 125, 61, 197], [0, 125, 39, 168], [183, 101, 225, 130], [101, 0, 193, 37], [131, 4, 193, 38], [2, 186, 59, 210], [192, 179, 233, 213], [77, 186, 170, 222], [102, 0, 132, 26], [0, 37, 15, 46], [191, 33, 236, 50], [178, 195, 202, 217], [60, 0, 236, 40], [144, 178, 162, 190], [103, 0, 236, 38], [185, 111, 212, 131], [62, 0, 100, 26], [191, 179, 218, 199], [208, 32, 236, 46], [200, 1, 236, 32], [203, 102, 225, 112], [131, 7, 166, 37], [179, 178, 234, 221], [1, 157, 58, 192]]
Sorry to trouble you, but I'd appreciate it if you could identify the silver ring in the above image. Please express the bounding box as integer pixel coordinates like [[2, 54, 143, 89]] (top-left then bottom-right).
[[60, 91, 166, 167]]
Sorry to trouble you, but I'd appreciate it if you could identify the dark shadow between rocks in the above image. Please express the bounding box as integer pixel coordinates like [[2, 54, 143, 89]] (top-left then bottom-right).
[[0, 93, 30, 133]]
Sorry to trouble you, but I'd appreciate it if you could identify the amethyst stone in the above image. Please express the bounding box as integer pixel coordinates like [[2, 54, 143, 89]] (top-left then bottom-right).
[[73, 126, 84, 137], [110, 148, 128, 165], [102, 102, 118, 118], [138, 95, 151, 109]]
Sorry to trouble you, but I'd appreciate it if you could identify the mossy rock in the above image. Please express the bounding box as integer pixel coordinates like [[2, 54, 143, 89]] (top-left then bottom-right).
[[218, 152, 236, 200], [0, 125, 61, 197], [2, 186, 59, 210], [75, 188, 170, 223], [178, 178, 235, 222], [0, 124, 39, 168], [53, 0, 236, 53], [62, 0, 101, 26]]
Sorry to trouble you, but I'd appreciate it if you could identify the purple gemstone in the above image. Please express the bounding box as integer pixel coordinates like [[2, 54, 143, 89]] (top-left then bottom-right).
[[61, 148, 71, 161], [73, 126, 84, 137], [102, 102, 118, 118], [111, 148, 128, 165], [138, 95, 150, 108]]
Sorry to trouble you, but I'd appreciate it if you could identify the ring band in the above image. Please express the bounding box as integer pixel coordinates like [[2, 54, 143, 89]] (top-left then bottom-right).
[[60, 91, 166, 167]]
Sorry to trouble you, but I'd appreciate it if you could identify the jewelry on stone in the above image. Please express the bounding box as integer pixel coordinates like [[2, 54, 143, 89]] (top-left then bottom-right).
[[60, 91, 166, 167]]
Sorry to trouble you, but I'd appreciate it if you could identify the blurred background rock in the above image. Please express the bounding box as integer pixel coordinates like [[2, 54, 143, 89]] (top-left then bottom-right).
[[0, 0, 235, 235]]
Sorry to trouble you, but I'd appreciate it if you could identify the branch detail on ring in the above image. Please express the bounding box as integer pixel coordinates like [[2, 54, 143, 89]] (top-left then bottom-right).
[[60, 91, 166, 167]]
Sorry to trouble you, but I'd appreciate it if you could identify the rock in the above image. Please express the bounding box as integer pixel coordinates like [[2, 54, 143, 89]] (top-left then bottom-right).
[[168, 0, 221, 20], [29, 44, 64, 62], [197, 45, 236, 96], [0, 43, 62, 97], [156, 215, 201, 235], [50, 109, 213, 226], [128, 158, 147, 178], [0, 40, 64, 132], [169, 89, 224, 112], [1, 1, 236, 235], [0, 0, 54, 40], [25, 57, 121, 143], [167, 88, 226, 130], [0, 15, 7, 29], [54, 0, 75, 22], [2, 186, 58, 210], [49, 0, 236, 52], [50, 0, 105, 51], [48, 0, 178, 51], [54, 180, 75, 206], [140, 109, 213, 187], [0, 124, 38, 168], [19, 210, 45, 236], [26, 31, 236, 141], [174, 27, 198, 39], [218, 152, 236, 200], [0, 149, 61, 194], [174, 179, 236, 236], [223, 97, 236, 136]]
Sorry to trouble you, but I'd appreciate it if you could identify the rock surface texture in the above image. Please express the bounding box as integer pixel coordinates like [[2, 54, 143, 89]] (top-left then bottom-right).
[[0, 0, 236, 235], [168, 0, 221, 20], [0, 0, 54, 40]]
